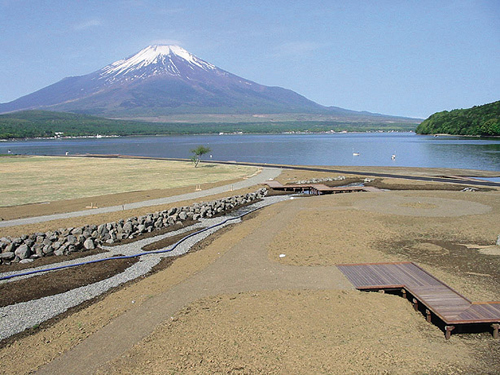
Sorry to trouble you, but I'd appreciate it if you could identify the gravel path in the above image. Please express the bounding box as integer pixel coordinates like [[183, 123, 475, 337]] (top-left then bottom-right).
[[37, 195, 353, 375], [0, 167, 281, 228], [0, 195, 289, 341]]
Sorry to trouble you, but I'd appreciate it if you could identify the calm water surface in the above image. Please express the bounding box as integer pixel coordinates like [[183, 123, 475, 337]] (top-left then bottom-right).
[[1, 133, 499, 172]]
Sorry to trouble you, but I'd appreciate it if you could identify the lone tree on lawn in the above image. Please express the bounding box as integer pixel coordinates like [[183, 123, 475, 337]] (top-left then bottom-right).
[[190, 145, 211, 167]]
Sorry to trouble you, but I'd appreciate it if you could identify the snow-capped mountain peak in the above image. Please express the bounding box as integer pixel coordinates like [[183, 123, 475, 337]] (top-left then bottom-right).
[[99, 44, 216, 81], [0, 44, 331, 116]]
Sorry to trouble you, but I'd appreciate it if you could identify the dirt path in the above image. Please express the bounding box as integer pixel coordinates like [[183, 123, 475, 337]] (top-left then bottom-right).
[[36, 198, 353, 374]]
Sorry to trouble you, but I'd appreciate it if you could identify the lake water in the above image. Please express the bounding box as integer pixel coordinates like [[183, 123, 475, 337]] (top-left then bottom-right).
[[1, 132, 500, 172]]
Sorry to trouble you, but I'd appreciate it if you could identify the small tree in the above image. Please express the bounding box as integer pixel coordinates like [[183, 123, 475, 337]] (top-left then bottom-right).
[[190, 145, 211, 167]]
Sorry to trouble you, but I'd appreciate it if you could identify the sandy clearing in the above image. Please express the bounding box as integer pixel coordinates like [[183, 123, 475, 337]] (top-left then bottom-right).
[[99, 290, 474, 375], [352, 193, 492, 217], [1, 165, 500, 374]]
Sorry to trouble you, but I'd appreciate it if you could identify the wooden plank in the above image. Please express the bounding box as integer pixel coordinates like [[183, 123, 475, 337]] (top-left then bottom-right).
[[337, 262, 500, 328], [455, 303, 500, 323]]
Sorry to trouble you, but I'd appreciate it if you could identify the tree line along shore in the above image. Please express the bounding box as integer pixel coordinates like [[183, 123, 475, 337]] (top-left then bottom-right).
[[0, 110, 418, 139]]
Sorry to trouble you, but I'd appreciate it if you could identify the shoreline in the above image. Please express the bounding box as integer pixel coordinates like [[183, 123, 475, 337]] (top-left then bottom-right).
[[3, 130, 500, 143], [0, 129, 419, 142]]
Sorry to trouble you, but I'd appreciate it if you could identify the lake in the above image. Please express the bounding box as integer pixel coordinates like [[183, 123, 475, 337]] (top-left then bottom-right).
[[1, 132, 500, 172]]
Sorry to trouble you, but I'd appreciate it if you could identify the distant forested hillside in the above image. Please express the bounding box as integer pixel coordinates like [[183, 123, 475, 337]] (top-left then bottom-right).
[[0, 110, 417, 139], [0, 110, 172, 139], [416, 101, 500, 136]]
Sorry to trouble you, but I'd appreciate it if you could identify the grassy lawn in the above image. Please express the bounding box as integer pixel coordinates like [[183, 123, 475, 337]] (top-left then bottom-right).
[[0, 156, 257, 207]]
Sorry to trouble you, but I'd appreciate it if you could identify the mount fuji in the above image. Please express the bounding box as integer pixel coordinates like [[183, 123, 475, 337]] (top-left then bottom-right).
[[0, 45, 343, 117]]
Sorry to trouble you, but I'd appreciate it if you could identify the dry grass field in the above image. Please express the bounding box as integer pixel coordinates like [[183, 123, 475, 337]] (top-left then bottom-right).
[[0, 156, 257, 207]]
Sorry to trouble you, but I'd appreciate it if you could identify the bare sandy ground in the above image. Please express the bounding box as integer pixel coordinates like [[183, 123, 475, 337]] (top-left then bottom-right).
[[1, 166, 500, 374]]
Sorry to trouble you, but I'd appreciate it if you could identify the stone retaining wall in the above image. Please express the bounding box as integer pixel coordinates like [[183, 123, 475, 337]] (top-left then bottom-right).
[[0, 188, 267, 265]]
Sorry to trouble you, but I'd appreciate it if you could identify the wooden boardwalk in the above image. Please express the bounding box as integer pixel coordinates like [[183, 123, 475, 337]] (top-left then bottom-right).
[[337, 262, 500, 339], [262, 181, 381, 195]]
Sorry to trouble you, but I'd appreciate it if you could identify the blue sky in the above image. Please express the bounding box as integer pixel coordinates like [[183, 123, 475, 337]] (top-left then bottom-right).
[[0, 0, 498, 118]]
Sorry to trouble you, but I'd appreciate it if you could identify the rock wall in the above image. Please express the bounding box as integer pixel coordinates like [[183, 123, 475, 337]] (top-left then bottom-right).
[[294, 176, 346, 184], [0, 188, 267, 265]]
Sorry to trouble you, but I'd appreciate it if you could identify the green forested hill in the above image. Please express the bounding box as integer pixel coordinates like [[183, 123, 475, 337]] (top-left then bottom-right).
[[416, 101, 500, 136], [0, 110, 171, 138], [0, 110, 418, 139]]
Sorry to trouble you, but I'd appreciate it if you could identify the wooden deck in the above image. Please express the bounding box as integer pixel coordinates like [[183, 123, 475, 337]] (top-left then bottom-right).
[[337, 262, 500, 339], [262, 181, 381, 195]]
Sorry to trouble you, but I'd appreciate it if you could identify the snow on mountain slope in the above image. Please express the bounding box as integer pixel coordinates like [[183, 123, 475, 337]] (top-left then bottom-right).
[[99, 45, 217, 82]]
